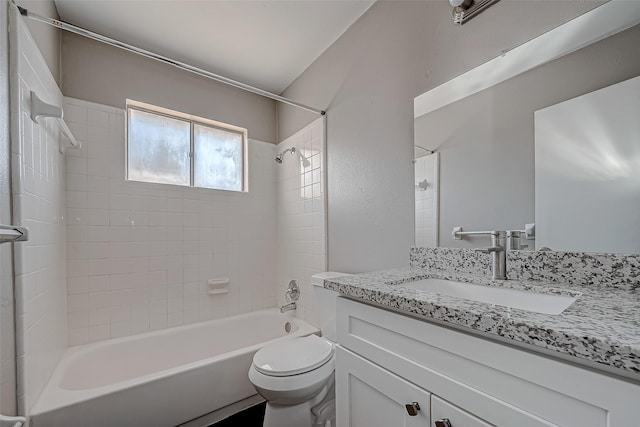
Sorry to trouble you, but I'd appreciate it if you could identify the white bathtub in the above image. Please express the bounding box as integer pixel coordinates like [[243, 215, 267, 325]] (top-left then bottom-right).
[[29, 309, 318, 427]]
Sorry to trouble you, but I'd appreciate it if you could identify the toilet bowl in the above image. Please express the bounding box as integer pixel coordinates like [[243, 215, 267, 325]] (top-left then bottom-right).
[[248, 272, 349, 427], [249, 335, 335, 427]]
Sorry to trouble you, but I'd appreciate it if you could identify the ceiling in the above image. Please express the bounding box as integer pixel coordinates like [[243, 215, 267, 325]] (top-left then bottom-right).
[[54, 0, 375, 94]]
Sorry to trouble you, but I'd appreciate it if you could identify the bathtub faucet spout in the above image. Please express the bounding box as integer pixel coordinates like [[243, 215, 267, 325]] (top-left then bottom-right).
[[280, 302, 296, 313]]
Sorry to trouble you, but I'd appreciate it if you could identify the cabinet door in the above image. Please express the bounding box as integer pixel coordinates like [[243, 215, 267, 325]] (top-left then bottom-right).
[[336, 346, 431, 427], [431, 395, 493, 427]]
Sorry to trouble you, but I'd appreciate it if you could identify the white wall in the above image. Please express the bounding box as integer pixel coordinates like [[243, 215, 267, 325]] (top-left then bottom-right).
[[9, 5, 67, 412], [276, 118, 326, 325], [63, 98, 278, 345], [61, 32, 277, 144], [278, 1, 602, 273]]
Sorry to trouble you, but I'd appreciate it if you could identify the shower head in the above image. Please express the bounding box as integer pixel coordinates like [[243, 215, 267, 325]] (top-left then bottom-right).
[[299, 152, 311, 168], [275, 147, 295, 164]]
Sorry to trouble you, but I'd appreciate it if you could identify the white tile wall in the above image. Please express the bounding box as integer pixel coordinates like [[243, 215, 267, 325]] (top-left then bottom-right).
[[9, 8, 67, 412], [276, 118, 327, 327], [414, 153, 439, 248], [63, 97, 278, 345]]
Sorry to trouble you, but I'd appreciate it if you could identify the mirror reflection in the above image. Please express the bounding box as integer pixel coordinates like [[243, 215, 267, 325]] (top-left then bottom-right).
[[535, 76, 640, 254], [414, 9, 640, 254]]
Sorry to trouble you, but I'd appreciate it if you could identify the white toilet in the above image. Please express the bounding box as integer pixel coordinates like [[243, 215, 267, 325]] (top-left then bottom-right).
[[248, 272, 348, 427]]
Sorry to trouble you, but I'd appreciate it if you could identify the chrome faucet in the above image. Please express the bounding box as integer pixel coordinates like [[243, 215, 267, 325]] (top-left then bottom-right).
[[506, 224, 535, 251], [280, 302, 297, 313], [506, 230, 527, 251], [452, 228, 507, 280]]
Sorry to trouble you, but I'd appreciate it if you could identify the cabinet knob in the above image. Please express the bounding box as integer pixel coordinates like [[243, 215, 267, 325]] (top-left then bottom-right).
[[435, 418, 453, 427], [405, 402, 421, 416]]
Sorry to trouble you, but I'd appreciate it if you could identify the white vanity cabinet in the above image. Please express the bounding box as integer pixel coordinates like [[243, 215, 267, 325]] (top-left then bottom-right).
[[335, 297, 640, 427], [337, 346, 491, 427]]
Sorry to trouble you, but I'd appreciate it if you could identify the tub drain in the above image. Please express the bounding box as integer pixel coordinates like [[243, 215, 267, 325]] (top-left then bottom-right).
[[284, 322, 292, 333]]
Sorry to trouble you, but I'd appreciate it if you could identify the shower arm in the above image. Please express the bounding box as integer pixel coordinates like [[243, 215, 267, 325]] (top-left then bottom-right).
[[275, 147, 295, 162]]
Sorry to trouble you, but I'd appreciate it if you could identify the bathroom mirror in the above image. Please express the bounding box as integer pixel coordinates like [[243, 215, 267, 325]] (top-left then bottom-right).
[[413, 1, 640, 253]]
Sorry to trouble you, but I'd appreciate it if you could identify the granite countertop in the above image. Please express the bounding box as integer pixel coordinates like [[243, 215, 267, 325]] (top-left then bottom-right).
[[325, 267, 640, 379]]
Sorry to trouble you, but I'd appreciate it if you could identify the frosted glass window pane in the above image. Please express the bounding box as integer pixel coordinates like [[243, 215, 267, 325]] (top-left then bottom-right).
[[194, 124, 243, 191], [128, 109, 190, 186]]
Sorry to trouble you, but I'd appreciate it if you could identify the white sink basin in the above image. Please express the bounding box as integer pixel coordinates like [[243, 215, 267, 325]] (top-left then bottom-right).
[[401, 278, 577, 315]]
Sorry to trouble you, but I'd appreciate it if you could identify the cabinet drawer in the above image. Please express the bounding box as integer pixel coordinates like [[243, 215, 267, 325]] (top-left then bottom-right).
[[336, 346, 431, 427], [432, 395, 493, 427], [337, 297, 631, 427]]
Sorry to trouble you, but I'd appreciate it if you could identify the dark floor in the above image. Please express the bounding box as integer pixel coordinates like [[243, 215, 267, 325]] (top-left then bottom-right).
[[209, 402, 266, 427]]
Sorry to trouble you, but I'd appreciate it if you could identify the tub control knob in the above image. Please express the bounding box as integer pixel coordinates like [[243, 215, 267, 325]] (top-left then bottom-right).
[[285, 280, 300, 302], [405, 402, 420, 416], [435, 418, 453, 427]]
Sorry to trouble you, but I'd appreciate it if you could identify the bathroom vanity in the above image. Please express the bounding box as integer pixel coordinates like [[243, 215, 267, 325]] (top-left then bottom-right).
[[335, 297, 638, 426], [326, 255, 640, 427]]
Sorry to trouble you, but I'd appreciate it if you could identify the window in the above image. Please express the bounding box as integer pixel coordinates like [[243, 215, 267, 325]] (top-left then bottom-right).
[[126, 100, 247, 192]]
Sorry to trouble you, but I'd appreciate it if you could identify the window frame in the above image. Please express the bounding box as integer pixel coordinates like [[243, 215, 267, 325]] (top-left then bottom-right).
[[125, 100, 248, 192]]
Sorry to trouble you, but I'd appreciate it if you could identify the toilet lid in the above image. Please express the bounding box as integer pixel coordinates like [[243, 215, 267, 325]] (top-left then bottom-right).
[[253, 335, 335, 377]]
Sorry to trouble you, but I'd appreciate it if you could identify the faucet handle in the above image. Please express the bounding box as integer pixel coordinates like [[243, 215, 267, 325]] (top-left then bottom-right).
[[285, 280, 300, 303]]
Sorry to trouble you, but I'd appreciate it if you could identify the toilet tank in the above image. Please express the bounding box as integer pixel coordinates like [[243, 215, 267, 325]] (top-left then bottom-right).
[[311, 272, 350, 342]]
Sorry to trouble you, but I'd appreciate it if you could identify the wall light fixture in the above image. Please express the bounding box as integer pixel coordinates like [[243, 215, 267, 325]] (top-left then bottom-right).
[[450, 0, 501, 25]]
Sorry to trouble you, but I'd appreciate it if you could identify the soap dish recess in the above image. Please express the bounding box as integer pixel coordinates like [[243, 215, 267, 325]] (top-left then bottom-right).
[[208, 278, 229, 295]]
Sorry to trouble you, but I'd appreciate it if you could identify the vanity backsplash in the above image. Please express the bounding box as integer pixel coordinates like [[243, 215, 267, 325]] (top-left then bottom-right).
[[410, 247, 640, 291]]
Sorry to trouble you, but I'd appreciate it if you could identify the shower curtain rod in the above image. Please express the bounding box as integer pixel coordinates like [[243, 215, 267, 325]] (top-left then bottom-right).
[[17, 5, 326, 116]]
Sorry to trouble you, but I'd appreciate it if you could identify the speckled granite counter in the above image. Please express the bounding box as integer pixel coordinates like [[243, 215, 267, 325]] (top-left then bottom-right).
[[325, 266, 640, 379]]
